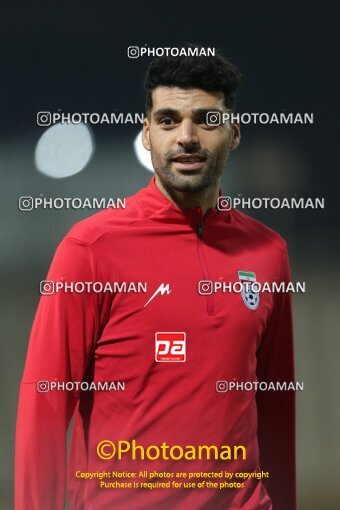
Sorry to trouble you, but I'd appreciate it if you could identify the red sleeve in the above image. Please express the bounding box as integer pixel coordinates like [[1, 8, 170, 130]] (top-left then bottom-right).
[[256, 246, 296, 510], [15, 237, 107, 510]]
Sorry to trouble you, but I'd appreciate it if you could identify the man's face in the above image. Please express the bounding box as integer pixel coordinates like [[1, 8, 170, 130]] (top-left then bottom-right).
[[142, 87, 240, 193]]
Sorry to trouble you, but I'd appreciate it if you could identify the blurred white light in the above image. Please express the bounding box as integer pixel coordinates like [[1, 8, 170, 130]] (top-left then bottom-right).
[[133, 130, 154, 172], [35, 123, 94, 178]]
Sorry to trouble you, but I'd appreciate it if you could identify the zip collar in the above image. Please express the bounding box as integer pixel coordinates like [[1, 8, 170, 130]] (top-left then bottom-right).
[[135, 176, 227, 229]]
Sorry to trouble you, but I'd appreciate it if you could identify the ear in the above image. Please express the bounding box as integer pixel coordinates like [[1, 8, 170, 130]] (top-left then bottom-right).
[[230, 122, 241, 151], [142, 116, 151, 151]]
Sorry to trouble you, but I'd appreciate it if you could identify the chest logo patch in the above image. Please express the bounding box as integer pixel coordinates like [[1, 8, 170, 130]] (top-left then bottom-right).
[[238, 271, 260, 310], [155, 332, 186, 362]]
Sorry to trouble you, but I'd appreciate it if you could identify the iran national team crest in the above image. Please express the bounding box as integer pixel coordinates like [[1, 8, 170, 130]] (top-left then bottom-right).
[[238, 271, 260, 310]]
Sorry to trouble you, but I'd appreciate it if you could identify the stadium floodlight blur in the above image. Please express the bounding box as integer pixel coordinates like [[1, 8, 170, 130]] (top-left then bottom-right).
[[134, 130, 153, 172], [34, 122, 95, 178]]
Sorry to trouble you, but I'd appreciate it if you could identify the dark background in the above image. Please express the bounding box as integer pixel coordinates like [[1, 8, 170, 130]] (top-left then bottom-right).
[[1, 4, 339, 509]]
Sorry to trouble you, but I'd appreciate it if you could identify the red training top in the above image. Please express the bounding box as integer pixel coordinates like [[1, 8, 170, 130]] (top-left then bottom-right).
[[15, 176, 296, 510]]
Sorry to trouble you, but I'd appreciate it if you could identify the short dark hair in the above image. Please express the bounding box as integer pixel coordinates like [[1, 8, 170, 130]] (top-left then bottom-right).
[[144, 44, 242, 116]]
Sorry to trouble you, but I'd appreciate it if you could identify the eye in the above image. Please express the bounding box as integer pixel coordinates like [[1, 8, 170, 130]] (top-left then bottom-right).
[[197, 114, 208, 125], [159, 118, 177, 127], [196, 114, 216, 129]]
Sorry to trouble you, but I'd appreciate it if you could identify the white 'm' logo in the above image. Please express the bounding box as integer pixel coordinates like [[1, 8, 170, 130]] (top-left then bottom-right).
[[144, 283, 171, 307]]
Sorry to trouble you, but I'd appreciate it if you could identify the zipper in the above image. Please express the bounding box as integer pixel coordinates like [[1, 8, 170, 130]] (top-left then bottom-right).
[[196, 215, 215, 316]]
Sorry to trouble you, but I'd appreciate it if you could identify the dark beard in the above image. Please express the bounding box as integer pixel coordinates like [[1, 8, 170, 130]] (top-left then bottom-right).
[[154, 167, 217, 193], [151, 147, 229, 194]]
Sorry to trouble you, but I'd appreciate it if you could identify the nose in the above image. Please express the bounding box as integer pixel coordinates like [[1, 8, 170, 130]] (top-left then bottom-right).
[[176, 119, 199, 149]]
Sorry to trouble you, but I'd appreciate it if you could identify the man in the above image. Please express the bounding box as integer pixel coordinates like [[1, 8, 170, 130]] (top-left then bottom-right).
[[15, 47, 296, 509]]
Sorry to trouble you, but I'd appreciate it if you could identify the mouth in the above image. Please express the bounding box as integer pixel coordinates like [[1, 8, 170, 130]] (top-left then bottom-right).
[[171, 154, 207, 171]]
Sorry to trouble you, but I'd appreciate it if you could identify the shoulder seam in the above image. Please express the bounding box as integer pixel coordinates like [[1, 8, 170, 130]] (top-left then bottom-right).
[[65, 200, 175, 248]]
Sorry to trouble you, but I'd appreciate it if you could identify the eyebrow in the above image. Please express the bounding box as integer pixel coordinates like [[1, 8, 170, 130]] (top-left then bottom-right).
[[153, 107, 224, 117]]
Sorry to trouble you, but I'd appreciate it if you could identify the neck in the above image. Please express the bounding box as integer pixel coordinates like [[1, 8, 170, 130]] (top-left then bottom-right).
[[154, 175, 219, 216]]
